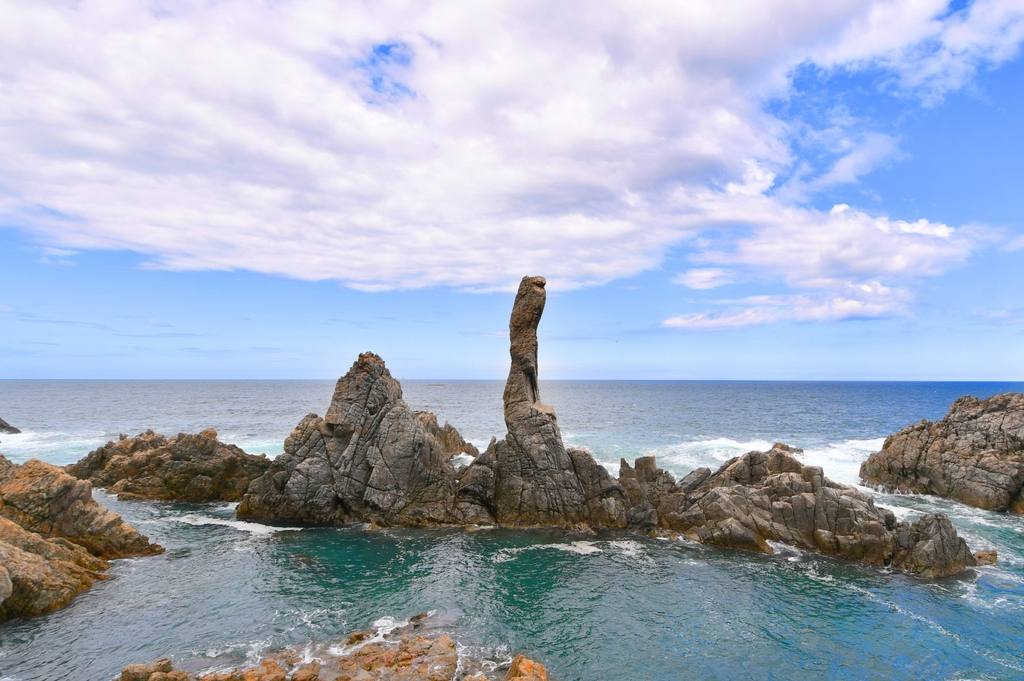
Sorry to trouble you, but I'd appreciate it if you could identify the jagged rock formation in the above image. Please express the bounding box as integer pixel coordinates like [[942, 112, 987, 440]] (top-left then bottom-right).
[[0, 454, 162, 560], [238, 353, 464, 525], [860, 393, 1024, 513], [0, 453, 162, 621], [0, 516, 109, 621], [619, 444, 977, 578], [415, 411, 480, 458], [466, 276, 628, 527], [67, 429, 272, 502], [0, 417, 20, 435], [120, 614, 548, 680], [237, 275, 976, 577]]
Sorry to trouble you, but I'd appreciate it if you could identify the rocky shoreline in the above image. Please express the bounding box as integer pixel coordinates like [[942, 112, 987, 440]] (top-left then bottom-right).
[[861, 392, 1024, 513], [120, 614, 547, 681], [0, 454, 162, 621], [68, 428, 273, 503]]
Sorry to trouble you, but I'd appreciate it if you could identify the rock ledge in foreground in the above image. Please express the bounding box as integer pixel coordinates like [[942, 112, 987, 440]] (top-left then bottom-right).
[[68, 429, 272, 502], [860, 392, 1024, 513], [119, 614, 548, 680]]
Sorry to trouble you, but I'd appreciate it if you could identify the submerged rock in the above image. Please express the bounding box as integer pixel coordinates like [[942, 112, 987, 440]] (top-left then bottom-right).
[[860, 393, 1024, 513], [0, 454, 162, 559], [0, 417, 20, 435], [120, 614, 547, 680], [68, 429, 272, 502]]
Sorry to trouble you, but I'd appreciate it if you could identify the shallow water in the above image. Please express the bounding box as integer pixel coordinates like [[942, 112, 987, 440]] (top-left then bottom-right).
[[1, 380, 1023, 680]]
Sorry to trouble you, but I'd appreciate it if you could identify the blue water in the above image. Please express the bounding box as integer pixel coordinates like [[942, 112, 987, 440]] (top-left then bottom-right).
[[1, 380, 1023, 680]]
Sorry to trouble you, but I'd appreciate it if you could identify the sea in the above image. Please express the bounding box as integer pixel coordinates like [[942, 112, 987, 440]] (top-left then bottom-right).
[[1, 380, 1023, 681]]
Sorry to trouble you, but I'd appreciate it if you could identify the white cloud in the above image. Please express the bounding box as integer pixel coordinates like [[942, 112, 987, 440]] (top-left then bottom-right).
[[0, 0, 1019, 296], [664, 283, 911, 329], [673, 268, 734, 290]]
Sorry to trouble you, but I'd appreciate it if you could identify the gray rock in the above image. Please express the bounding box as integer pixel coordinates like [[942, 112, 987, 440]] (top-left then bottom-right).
[[67, 428, 272, 502], [860, 393, 1024, 513], [0, 417, 19, 435], [238, 353, 469, 526], [414, 411, 480, 458], [621, 445, 976, 577], [480, 276, 627, 527]]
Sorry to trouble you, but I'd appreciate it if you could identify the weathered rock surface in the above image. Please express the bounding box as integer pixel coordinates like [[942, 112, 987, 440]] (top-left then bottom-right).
[[620, 444, 977, 577], [0, 516, 109, 620], [473, 276, 628, 527], [0, 454, 162, 559], [0, 453, 164, 621], [238, 353, 464, 526], [0, 416, 20, 435], [414, 412, 479, 458], [860, 393, 1024, 513], [236, 275, 975, 577], [68, 429, 272, 502], [119, 615, 547, 681]]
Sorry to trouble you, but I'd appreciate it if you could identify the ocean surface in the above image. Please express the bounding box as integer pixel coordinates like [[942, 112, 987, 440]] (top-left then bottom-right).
[[1, 380, 1023, 681]]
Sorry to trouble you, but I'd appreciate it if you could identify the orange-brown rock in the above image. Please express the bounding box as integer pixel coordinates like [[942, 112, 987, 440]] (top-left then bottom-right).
[[120, 615, 547, 681], [0, 454, 162, 559], [0, 516, 109, 620], [505, 655, 549, 681], [68, 429, 272, 502]]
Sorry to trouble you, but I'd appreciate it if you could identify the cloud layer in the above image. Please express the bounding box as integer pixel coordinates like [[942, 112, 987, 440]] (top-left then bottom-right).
[[0, 0, 1021, 302]]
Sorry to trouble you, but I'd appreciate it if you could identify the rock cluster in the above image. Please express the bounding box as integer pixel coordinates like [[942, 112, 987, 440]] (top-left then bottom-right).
[[0, 454, 162, 621], [860, 393, 1024, 513], [620, 444, 977, 578], [237, 275, 977, 577], [119, 615, 547, 681], [0, 417, 19, 435], [68, 429, 272, 503]]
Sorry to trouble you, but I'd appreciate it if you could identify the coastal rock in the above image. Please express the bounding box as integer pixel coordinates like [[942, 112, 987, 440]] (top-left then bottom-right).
[[0, 516, 109, 621], [415, 412, 480, 458], [120, 615, 547, 680], [623, 444, 976, 577], [0, 454, 162, 559], [0, 417, 20, 435], [67, 429, 272, 502], [238, 353, 465, 526], [461, 276, 628, 527], [859, 393, 1024, 512]]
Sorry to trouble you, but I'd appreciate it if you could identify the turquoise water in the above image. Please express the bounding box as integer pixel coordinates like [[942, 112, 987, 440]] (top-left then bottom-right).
[[1, 381, 1023, 680]]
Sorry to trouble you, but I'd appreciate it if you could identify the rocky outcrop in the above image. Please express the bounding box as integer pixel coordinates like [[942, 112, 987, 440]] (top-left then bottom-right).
[[120, 614, 548, 680], [236, 275, 975, 577], [0, 453, 162, 621], [0, 516, 109, 620], [0, 417, 20, 435], [67, 429, 272, 502], [415, 411, 479, 458], [0, 454, 162, 559], [860, 393, 1024, 513], [619, 444, 976, 578], [472, 276, 628, 527], [238, 354, 464, 526]]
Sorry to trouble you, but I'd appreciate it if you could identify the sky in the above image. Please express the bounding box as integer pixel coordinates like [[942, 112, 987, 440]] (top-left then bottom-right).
[[1, 0, 1024, 380]]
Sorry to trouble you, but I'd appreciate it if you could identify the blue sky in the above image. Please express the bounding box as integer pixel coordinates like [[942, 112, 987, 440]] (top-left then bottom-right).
[[2, 0, 1023, 379]]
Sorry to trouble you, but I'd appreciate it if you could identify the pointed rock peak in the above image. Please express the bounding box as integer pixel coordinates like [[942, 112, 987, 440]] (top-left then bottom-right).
[[325, 351, 403, 425], [505, 276, 551, 419]]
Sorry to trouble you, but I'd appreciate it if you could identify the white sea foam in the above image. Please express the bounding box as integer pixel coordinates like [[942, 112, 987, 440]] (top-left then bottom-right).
[[172, 514, 298, 536]]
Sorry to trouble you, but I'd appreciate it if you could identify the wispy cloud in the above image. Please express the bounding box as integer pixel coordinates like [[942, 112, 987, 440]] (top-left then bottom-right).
[[664, 283, 911, 329]]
